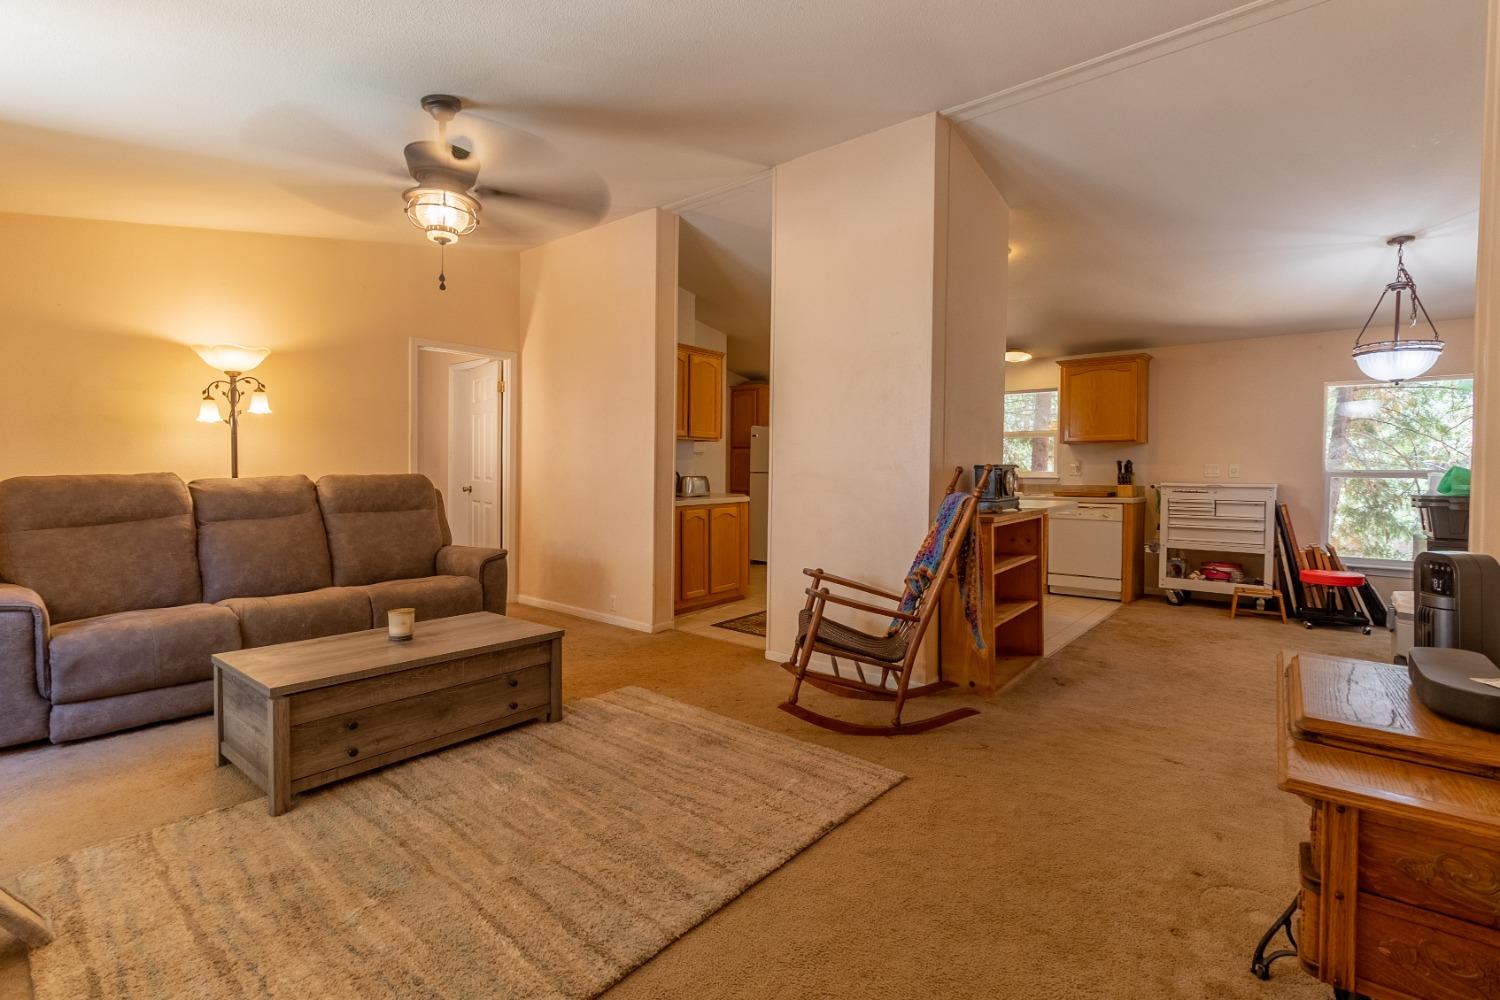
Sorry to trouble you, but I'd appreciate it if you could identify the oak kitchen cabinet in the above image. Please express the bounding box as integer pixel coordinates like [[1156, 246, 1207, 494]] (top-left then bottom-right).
[[675, 500, 749, 613], [676, 345, 724, 441], [1058, 353, 1150, 444], [728, 382, 769, 493]]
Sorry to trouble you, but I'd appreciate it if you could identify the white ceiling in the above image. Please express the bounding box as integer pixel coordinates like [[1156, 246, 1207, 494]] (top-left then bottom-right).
[[1, 0, 1247, 247], [961, 0, 1488, 356], [1, 0, 1486, 357], [679, 179, 773, 377]]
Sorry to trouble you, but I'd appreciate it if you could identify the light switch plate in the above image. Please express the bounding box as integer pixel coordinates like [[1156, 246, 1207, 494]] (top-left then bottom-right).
[[1204, 463, 1222, 478], [1069, 460, 1083, 476], [1228, 464, 1241, 479]]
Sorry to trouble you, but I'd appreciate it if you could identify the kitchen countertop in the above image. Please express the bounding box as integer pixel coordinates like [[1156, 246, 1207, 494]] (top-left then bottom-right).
[[1022, 493, 1146, 505], [1016, 498, 1078, 514], [674, 492, 750, 507]]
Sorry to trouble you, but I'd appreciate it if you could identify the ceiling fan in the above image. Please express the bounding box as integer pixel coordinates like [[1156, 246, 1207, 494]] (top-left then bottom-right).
[[397, 94, 610, 288]]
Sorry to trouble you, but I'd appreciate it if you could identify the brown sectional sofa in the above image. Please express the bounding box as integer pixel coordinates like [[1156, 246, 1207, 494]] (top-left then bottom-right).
[[0, 472, 507, 747]]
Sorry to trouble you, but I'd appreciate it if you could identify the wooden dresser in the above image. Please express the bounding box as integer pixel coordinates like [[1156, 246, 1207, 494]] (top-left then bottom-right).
[[1277, 652, 1500, 999]]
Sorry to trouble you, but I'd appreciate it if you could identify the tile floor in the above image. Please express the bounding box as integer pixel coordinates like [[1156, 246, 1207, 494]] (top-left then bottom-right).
[[674, 565, 1121, 659], [673, 563, 768, 650], [1042, 592, 1121, 656]]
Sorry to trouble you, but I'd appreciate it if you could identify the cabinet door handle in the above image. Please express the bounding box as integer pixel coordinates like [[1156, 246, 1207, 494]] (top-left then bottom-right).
[[462, 485, 474, 493]]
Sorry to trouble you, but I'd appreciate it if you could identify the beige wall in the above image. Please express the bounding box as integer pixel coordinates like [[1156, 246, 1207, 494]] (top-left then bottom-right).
[[938, 124, 1010, 486], [516, 209, 677, 631], [1007, 319, 1477, 557], [766, 113, 1009, 661], [0, 212, 519, 482], [1472, 0, 1500, 554]]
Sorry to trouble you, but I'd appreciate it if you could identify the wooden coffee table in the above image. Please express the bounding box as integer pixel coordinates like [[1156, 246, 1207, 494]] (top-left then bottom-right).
[[213, 612, 564, 815]]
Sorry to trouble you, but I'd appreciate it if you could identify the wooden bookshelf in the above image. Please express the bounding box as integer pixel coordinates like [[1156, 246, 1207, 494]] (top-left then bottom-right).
[[938, 509, 1047, 696]]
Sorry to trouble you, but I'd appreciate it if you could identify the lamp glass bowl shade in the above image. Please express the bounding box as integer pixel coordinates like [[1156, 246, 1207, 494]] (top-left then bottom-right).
[[405, 188, 480, 244], [193, 344, 270, 373], [196, 397, 222, 423], [1352, 339, 1444, 383], [1004, 350, 1033, 363], [247, 389, 272, 415]]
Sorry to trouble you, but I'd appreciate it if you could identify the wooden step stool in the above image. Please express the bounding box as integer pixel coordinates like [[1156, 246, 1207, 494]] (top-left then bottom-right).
[[1229, 585, 1286, 623]]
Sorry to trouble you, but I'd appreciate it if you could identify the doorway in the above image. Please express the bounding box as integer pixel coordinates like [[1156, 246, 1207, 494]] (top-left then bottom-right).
[[408, 339, 516, 554]]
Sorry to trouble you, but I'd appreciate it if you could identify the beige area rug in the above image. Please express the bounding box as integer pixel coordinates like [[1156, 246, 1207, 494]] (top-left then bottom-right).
[[16, 687, 901, 1000]]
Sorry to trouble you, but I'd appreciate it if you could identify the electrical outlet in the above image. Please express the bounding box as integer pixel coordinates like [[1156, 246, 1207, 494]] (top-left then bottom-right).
[[1069, 460, 1082, 476], [609, 595, 617, 612], [1228, 464, 1241, 479], [1204, 463, 1222, 478]]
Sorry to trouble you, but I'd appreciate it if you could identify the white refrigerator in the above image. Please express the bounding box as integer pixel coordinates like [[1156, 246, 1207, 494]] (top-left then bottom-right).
[[749, 426, 769, 562]]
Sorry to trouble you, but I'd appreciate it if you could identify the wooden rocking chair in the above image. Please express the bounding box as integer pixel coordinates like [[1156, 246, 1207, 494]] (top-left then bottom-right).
[[778, 466, 991, 736]]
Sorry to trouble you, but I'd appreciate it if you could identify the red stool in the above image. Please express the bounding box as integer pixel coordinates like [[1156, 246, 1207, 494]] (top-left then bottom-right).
[[1299, 569, 1373, 635]]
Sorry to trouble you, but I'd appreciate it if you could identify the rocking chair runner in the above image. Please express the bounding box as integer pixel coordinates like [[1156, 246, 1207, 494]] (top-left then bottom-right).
[[779, 465, 991, 736]]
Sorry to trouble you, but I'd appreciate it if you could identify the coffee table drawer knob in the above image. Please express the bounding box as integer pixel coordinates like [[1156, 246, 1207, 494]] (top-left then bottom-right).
[[508, 677, 519, 688], [347, 747, 359, 758], [509, 701, 519, 711], [346, 720, 359, 731]]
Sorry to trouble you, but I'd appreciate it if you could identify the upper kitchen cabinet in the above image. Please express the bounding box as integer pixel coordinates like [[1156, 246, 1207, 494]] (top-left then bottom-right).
[[677, 344, 724, 441], [1058, 353, 1151, 444]]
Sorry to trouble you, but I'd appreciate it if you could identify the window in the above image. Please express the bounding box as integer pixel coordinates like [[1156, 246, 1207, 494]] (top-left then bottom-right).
[[1323, 377, 1473, 563], [1003, 389, 1058, 475]]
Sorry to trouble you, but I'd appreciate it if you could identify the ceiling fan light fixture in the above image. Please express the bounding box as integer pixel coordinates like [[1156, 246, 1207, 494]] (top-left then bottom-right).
[[404, 187, 480, 245]]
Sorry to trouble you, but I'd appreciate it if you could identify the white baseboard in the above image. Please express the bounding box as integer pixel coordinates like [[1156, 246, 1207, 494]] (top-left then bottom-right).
[[515, 594, 661, 633]]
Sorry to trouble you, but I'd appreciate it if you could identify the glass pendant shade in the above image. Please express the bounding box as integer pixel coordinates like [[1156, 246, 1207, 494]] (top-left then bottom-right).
[[405, 188, 480, 245], [193, 344, 270, 373], [247, 389, 272, 415], [1352, 340, 1444, 383], [196, 396, 221, 423], [1350, 237, 1445, 384]]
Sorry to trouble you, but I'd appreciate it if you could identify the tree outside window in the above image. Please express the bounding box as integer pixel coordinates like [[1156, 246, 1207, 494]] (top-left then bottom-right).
[[1323, 378, 1472, 562], [1003, 389, 1058, 474]]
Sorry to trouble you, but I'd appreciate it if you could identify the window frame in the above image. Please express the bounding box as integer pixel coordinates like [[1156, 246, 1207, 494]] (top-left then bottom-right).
[[1321, 374, 1474, 571], [1003, 388, 1060, 478]]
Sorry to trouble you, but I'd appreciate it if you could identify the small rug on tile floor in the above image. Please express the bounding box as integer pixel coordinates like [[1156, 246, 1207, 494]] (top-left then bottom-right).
[[17, 687, 900, 1000], [712, 611, 767, 637]]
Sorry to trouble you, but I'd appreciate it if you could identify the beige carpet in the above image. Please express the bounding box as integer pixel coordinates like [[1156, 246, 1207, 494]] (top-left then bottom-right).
[[12, 687, 900, 999], [1, 597, 1388, 998]]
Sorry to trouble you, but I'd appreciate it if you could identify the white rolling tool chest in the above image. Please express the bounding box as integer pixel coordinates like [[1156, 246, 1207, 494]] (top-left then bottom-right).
[[1158, 483, 1278, 602]]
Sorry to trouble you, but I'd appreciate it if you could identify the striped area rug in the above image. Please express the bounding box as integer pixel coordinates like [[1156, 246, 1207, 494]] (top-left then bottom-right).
[[18, 687, 901, 999]]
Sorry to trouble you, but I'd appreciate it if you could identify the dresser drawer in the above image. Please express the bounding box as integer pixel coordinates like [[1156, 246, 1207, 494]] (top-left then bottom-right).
[[1360, 816, 1500, 929], [1356, 892, 1500, 1000], [289, 663, 552, 779]]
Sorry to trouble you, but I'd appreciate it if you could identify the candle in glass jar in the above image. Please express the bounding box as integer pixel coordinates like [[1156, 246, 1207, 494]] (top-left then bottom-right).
[[387, 607, 416, 641]]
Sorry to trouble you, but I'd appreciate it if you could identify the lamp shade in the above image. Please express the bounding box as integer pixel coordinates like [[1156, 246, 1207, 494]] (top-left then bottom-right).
[[405, 188, 480, 245], [247, 389, 272, 415], [196, 396, 222, 423], [193, 344, 270, 373], [1352, 340, 1444, 383]]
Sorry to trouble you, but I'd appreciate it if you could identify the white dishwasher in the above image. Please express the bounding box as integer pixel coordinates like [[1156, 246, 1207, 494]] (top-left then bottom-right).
[[1047, 503, 1124, 600]]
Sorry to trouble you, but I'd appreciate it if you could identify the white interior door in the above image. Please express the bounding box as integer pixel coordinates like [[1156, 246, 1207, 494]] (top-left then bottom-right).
[[448, 360, 501, 547]]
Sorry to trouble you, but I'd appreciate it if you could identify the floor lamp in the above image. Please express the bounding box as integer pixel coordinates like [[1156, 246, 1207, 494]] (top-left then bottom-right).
[[194, 344, 272, 478]]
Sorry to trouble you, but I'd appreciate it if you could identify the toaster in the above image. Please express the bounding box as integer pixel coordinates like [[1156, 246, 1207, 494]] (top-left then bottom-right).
[[678, 475, 711, 496]]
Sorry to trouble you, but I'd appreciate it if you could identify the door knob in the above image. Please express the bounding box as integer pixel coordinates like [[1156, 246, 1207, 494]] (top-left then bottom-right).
[[462, 485, 473, 493]]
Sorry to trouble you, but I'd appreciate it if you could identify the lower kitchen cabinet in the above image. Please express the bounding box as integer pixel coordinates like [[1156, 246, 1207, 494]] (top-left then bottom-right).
[[676, 501, 749, 613]]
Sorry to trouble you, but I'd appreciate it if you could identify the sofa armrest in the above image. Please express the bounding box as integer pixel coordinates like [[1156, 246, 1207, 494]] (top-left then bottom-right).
[[0, 584, 52, 747], [436, 546, 509, 614]]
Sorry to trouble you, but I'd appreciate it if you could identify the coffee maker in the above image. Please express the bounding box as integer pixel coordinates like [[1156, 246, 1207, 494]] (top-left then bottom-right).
[[973, 464, 1020, 513]]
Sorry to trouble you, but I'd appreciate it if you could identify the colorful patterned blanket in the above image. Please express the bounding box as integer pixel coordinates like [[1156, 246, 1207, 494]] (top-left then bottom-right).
[[890, 492, 984, 649]]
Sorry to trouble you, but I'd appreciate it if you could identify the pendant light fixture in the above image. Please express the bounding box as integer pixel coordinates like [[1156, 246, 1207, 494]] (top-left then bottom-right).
[[1350, 235, 1444, 383]]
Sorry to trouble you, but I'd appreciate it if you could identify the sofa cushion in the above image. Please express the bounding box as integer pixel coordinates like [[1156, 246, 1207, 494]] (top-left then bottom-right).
[[47, 604, 241, 704], [190, 476, 334, 603], [362, 576, 482, 625], [0, 473, 200, 624], [218, 587, 372, 648], [316, 475, 446, 586]]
